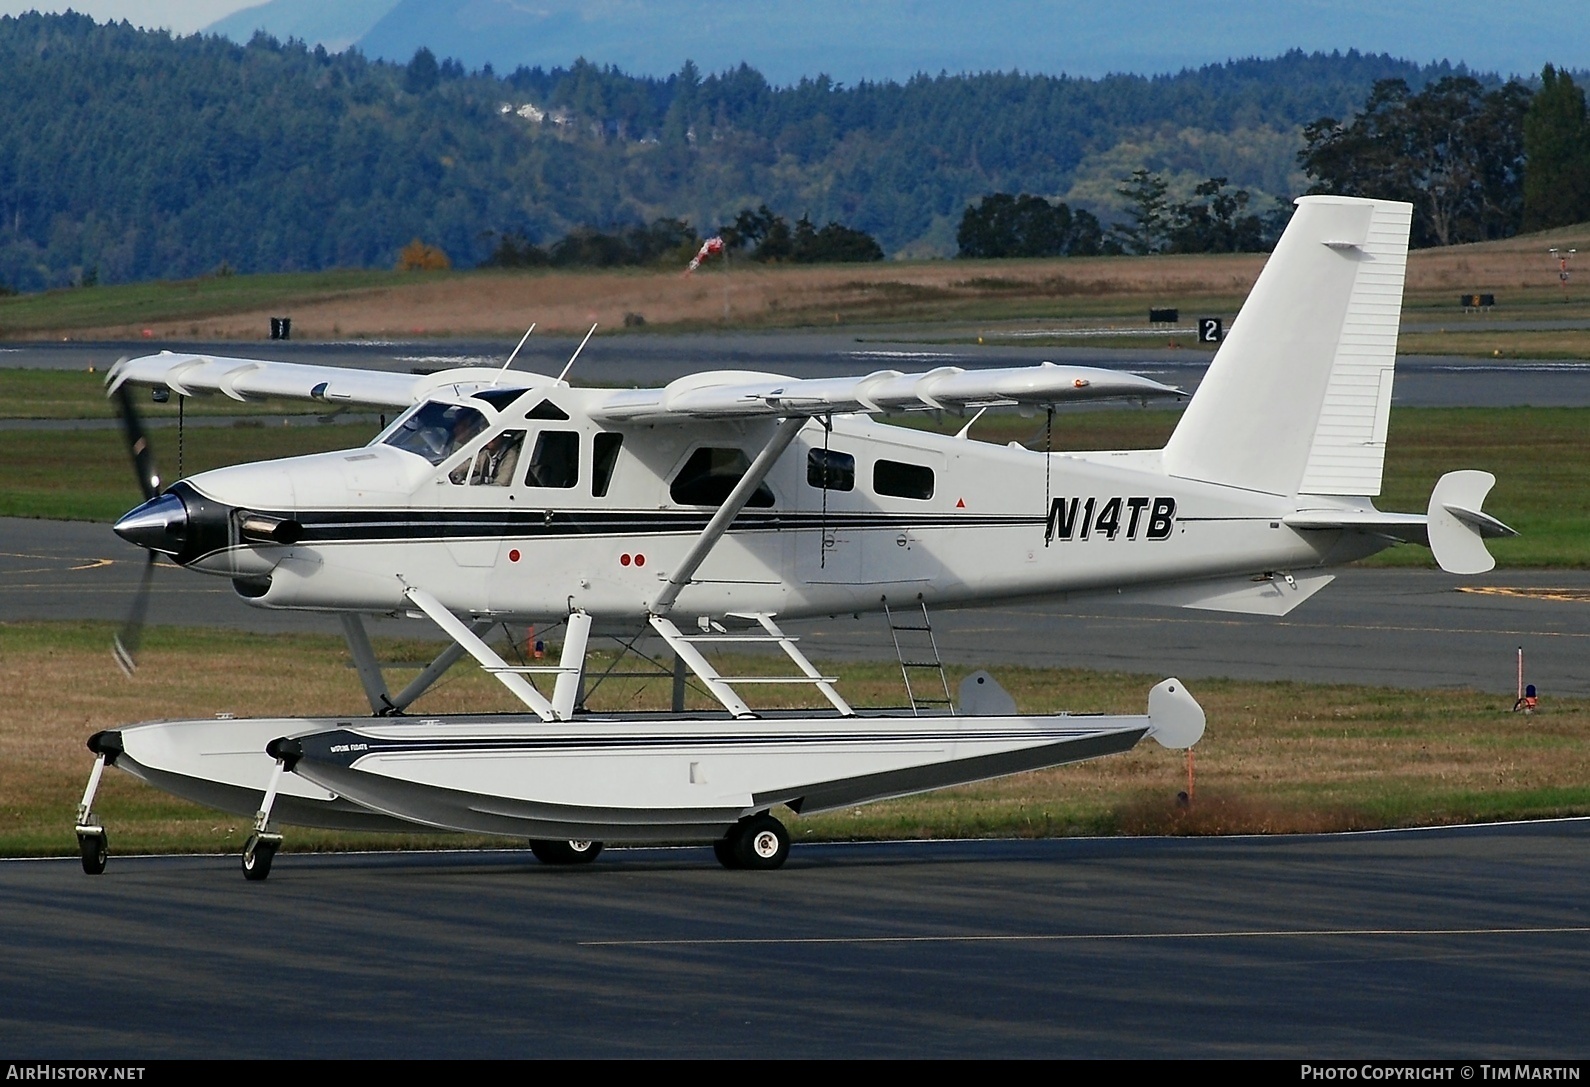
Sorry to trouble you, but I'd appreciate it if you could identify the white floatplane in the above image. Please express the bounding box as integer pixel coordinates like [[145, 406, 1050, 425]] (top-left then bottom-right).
[[76, 195, 1513, 878]]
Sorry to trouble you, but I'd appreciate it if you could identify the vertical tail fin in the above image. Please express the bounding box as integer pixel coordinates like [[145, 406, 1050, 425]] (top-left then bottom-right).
[[1162, 196, 1412, 498]]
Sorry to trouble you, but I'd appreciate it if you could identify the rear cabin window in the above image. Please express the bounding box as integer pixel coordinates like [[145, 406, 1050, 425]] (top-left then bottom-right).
[[524, 431, 579, 488], [592, 433, 623, 497], [873, 459, 934, 500], [807, 448, 855, 491], [670, 447, 775, 507]]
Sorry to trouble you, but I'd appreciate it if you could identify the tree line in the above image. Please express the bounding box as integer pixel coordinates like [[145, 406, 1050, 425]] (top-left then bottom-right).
[[0, 12, 1482, 291], [957, 174, 1285, 258], [481, 205, 881, 269], [1297, 68, 1590, 245], [959, 67, 1590, 260]]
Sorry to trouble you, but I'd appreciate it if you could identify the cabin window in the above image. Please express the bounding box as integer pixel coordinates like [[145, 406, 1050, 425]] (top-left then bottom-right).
[[670, 447, 775, 507], [807, 448, 855, 492], [455, 430, 524, 486], [471, 387, 530, 411], [592, 433, 623, 497], [874, 459, 934, 500], [525, 399, 571, 420], [384, 402, 487, 466], [524, 430, 580, 488]]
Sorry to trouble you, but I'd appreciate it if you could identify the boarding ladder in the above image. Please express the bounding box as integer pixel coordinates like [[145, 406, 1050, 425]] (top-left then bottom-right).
[[883, 598, 954, 716]]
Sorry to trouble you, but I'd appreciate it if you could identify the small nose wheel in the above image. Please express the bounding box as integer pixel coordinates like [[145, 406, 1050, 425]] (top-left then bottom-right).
[[76, 828, 108, 876], [242, 833, 281, 882], [716, 812, 790, 870]]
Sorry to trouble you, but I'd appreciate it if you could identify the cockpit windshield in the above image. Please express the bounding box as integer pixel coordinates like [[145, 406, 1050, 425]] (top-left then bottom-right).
[[382, 401, 488, 465]]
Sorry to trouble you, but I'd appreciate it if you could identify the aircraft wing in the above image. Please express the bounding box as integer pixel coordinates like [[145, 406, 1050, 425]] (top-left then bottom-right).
[[105, 352, 556, 409], [589, 362, 1183, 422]]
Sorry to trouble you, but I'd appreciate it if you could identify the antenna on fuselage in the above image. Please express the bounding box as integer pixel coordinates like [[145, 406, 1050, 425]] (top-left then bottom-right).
[[556, 323, 598, 385], [491, 323, 536, 385]]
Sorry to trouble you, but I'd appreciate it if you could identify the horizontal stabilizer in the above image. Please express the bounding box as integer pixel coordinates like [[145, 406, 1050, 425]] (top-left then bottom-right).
[[1122, 571, 1335, 616], [589, 362, 1182, 422], [1427, 470, 1516, 575], [1284, 507, 1428, 545]]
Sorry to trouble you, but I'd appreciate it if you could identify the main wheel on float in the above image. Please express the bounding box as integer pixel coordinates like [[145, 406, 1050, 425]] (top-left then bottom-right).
[[718, 813, 790, 870], [529, 839, 604, 865]]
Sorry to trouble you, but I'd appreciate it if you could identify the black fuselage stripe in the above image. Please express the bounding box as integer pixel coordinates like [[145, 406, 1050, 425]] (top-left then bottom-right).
[[257, 508, 1045, 545]]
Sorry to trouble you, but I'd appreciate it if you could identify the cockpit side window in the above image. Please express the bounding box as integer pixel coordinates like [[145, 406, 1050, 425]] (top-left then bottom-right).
[[383, 402, 488, 466]]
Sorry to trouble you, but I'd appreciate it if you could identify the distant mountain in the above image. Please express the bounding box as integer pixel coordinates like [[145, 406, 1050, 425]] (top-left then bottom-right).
[[203, 0, 1586, 84], [206, 0, 397, 53]]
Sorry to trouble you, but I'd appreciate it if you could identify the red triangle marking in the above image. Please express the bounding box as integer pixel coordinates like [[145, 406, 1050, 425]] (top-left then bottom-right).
[[956, 498, 965, 508]]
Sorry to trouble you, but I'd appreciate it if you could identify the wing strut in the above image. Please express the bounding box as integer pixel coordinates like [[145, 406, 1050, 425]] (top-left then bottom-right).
[[401, 587, 592, 721], [651, 415, 805, 614], [339, 612, 498, 715]]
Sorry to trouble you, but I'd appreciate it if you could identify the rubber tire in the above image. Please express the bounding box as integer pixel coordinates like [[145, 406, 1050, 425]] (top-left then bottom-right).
[[242, 835, 277, 882], [731, 813, 790, 871], [712, 837, 742, 869], [529, 839, 603, 865], [78, 832, 107, 876]]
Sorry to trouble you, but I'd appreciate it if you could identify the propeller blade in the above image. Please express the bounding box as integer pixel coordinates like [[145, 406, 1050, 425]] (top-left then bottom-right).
[[113, 552, 156, 677], [112, 382, 162, 500]]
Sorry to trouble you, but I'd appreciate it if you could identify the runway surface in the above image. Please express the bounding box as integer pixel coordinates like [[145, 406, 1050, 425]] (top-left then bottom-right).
[[4, 516, 1587, 696], [3, 822, 1587, 1057], [4, 330, 1590, 408]]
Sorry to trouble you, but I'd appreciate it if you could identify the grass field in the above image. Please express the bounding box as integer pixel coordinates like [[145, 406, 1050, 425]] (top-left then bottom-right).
[[3, 622, 1585, 858], [6, 222, 1590, 350]]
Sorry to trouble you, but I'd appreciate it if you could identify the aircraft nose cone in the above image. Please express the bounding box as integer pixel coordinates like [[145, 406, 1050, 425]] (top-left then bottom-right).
[[113, 492, 188, 555]]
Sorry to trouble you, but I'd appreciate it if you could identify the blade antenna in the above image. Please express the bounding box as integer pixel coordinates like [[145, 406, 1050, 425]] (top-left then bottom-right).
[[492, 323, 536, 386], [556, 323, 598, 384]]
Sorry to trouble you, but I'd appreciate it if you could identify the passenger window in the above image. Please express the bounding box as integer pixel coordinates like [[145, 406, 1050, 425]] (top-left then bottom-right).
[[462, 430, 524, 486], [592, 433, 623, 497], [670, 447, 775, 507], [874, 459, 934, 500], [807, 448, 855, 491], [524, 430, 579, 488]]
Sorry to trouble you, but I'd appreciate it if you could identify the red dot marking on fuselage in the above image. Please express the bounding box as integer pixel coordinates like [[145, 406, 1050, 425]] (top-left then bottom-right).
[[508, 549, 521, 562], [634, 554, 646, 567], [620, 553, 632, 566]]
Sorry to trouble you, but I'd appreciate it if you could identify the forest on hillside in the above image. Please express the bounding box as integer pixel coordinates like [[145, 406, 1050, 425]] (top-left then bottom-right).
[[0, 11, 1545, 292]]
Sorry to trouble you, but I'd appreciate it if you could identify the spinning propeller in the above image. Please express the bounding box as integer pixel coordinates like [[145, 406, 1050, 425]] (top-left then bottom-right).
[[111, 376, 162, 675]]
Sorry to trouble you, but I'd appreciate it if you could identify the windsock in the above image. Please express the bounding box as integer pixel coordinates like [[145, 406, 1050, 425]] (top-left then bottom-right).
[[685, 236, 725, 274]]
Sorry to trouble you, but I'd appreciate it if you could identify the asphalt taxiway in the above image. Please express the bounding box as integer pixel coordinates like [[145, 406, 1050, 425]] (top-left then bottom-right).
[[2, 822, 1586, 1057]]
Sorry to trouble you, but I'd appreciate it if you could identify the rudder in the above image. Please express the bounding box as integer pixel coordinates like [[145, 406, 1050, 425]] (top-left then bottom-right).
[[1162, 196, 1412, 498]]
